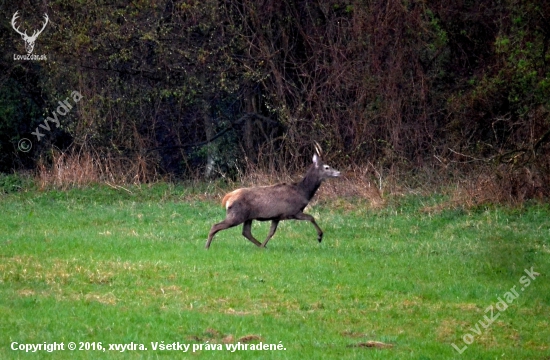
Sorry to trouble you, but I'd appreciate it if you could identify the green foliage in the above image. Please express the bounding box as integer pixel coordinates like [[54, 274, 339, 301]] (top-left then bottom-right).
[[0, 186, 549, 358], [431, 0, 550, 165], [0, 173, 34, 194], [495, 5, 550, 110]]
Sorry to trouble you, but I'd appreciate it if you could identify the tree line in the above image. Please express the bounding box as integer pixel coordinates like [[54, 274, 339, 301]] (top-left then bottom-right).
[[1, 0, 549, 196]]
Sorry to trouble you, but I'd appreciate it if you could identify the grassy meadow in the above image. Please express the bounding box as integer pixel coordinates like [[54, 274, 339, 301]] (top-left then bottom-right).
[[0, 183, 549, 359]]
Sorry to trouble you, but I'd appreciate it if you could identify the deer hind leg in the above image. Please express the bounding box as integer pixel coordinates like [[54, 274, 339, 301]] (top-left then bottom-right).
[[206, 220, 240, 249], [242, 220, 262, 247], [294, 212, 323, 242], [261, 220, 280, 248]]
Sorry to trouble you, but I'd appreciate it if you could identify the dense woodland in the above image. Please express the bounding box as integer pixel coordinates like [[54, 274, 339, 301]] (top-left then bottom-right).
[[1, 1, 549, 199]]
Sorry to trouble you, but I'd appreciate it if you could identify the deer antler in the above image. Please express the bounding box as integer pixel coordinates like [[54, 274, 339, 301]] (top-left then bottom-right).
[[11, 11, 28, 38], [313, 141, 323, 157]]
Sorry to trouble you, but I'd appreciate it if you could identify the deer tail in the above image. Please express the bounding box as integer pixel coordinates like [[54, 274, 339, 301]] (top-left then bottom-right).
[[221, 193, 232, 208], [221, 189, 243, 209]]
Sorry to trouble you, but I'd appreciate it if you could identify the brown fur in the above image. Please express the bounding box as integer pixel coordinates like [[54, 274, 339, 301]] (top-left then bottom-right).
[[221, 192, 233, 208], [205, 154, 340, 249], [222, 188, 243, 209]]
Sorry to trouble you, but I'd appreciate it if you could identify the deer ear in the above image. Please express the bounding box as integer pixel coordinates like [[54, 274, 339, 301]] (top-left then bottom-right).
[[313, 154, 319, 167]]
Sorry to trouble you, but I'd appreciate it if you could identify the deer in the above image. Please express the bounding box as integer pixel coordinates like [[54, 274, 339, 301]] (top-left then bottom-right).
[[205, 145, 340, 249], [11, 11, 49, 55]]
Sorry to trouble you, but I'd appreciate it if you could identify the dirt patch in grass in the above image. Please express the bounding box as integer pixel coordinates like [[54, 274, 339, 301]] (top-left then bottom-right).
[[347, 340, 393, 349]]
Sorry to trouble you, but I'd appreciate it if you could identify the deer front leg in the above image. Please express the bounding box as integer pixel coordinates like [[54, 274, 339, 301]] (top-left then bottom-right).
[[242, 220, 262, 247], [206, 220, 237, 249], [261, 220, 280, 248], [294, 212, 323, 242]]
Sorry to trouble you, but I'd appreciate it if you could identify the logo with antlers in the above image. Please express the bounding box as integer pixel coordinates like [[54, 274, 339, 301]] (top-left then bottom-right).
[[11, 11, 49, 55]]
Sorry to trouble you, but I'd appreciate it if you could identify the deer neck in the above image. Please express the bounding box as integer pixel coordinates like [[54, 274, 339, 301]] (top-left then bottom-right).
[[298, 166, 322, 200]]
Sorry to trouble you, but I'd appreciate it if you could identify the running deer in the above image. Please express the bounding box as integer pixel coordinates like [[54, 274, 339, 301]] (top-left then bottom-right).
[[205, 147, 340, 249]]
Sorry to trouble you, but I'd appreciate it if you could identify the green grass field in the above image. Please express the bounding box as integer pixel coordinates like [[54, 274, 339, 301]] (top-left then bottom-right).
[[1, 183, 549, 359]]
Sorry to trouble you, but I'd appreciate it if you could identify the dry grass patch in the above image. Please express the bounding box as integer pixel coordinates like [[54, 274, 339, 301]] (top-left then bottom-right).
[[422, 165, 549, 213], [37, 147, 160, 189], [83, 292, 118, 305], [17, 289, 36, 297]]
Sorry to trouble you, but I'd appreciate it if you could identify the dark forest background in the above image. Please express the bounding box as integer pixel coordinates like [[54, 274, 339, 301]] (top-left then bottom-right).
[[1, 0, 549, 200]]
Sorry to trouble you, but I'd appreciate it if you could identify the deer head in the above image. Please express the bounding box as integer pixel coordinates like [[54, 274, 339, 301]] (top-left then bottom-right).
[[312, 141, 340, 180], [11, 11, 49, 55]]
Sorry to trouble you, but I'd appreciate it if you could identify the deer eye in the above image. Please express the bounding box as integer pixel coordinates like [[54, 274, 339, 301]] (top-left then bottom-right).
[[323, 165, 330, 170]]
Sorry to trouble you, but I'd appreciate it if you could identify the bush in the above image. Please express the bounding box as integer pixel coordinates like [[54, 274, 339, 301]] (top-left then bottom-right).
[[0, 173, 34, 194]]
